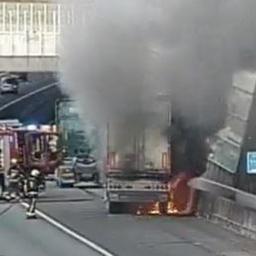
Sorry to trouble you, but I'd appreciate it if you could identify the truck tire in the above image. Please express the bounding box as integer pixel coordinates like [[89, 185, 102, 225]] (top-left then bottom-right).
[[159, 202, 168, 215], [56, 180, 63, 188], [40, 180, 46, 191], [93, 173, 100, 184], [75, 173, 80, 183], [107, 201, 122, 214]]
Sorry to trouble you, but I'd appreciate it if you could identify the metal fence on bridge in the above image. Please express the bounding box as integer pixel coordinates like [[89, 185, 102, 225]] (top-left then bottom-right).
[[0, 2, 74, 56]]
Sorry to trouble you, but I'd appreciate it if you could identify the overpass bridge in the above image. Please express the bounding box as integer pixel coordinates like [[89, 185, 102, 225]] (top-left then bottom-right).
[[0, 1, 92, 71]]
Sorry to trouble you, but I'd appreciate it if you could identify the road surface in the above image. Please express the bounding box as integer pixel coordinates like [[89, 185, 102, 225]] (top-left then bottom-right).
[[0, 202, 102, 256], [0, 72, 62, 123], [35, 183, 256, 256]]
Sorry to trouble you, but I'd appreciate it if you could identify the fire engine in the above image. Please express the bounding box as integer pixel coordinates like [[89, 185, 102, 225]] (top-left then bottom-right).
[[0, 120, 22, 173], [0, 122, 60, 178], [13, 125, 60, 176]]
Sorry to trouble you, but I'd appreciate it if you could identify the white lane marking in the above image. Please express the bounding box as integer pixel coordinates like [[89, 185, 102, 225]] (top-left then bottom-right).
[[21, 202, 115, 256], [0, 82, 58, 112]]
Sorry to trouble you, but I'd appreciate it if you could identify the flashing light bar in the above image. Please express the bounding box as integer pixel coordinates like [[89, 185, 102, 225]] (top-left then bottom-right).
[[27, 124, 37, 131], [26, 124, 57, 133], [41, 125, 51, 132], [0, 119, 22, 127]]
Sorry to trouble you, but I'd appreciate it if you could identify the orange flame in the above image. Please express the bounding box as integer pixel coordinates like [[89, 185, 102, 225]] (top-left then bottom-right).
[[166, 190, 178, 214], [167, 201, 179, 214], [148, 202, 161, 215]]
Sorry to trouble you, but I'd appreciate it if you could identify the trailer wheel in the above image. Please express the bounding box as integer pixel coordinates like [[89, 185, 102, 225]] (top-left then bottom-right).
[[107, 201, 122, 214], [159, 202, 168, 215], [93, 173, 100, 184], [56, 180, 63, 188]]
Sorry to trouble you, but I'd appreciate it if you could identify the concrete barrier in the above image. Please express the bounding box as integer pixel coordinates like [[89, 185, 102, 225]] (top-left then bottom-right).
[[189, 177, 236, 198], [199, 195, 256, 239], [191, 177, 256, 238], [190, 177, 256, 211]]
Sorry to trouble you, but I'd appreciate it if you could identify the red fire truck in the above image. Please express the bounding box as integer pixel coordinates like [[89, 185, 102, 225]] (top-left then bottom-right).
[[0, 123, 60, 176], [13, 125, 60, 176]]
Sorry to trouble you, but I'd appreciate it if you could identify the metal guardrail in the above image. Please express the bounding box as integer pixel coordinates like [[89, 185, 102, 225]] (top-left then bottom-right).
[[189, 177, 256, 211], [0, 1, 95, 57], [0, 2, 61, 56]]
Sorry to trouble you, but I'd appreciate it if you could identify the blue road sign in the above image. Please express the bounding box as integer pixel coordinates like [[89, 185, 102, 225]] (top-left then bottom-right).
[[247, 152, 256, 174]]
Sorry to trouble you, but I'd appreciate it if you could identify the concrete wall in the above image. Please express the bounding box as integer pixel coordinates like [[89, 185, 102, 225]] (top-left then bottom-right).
[[0, 56, 58, 71], [199, 192, 256, 239], [203, 160, 234, 186], [199, 161, 256, 239]]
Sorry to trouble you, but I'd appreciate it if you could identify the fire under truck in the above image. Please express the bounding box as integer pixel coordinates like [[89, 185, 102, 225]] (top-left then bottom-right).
[[104, 100, 198, 215]]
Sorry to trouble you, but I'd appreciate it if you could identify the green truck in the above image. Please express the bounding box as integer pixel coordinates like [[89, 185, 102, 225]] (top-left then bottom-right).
[[55, 98, 99, 184]]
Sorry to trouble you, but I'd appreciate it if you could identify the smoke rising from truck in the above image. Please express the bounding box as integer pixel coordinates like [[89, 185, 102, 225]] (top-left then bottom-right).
[[59, 0, 256, 173], [60, 1, 160, 127]]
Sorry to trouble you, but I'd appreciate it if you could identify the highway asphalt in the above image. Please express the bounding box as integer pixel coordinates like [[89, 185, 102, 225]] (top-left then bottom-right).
[[35, 184, 256, 256], [0, 202, 101, 256]]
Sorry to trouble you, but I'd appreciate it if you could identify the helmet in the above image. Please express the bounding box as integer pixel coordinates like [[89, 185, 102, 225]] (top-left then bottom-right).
[[11, 158, 17, 165], [10, 169, 19, 178], [31, 169, 40, 177]]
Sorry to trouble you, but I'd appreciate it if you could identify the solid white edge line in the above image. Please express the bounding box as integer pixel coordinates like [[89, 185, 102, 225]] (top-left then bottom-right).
[[21, 202, 115, 256], [0, 82, 59, 112]]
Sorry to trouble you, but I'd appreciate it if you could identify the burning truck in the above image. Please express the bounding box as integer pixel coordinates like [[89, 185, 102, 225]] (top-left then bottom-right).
[[104, 98, 173, 214], [104, 103, 200, 215]]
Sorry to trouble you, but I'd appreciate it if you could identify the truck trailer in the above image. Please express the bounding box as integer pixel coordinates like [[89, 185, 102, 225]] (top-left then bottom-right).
[[105, 105, 171, 214]]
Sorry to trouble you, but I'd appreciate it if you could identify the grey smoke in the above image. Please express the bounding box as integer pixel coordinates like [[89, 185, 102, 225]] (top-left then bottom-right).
[[59, 0, 256, 168], [60, 0, 173, 129]]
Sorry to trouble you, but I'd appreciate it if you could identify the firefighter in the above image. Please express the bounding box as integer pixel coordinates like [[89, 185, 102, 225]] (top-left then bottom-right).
[[6, 158, 22, 200], [0, 167, 5, 197], [0, 149, 5, 197], [72, 149, 79, 181], [72, 149, 78, 170], [26, 169, 40, 219]]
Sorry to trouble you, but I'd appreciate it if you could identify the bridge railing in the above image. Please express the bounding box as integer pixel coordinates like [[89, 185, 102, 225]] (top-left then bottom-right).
[[0, 1, 94, 58], [0, 2, 62, 56]]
